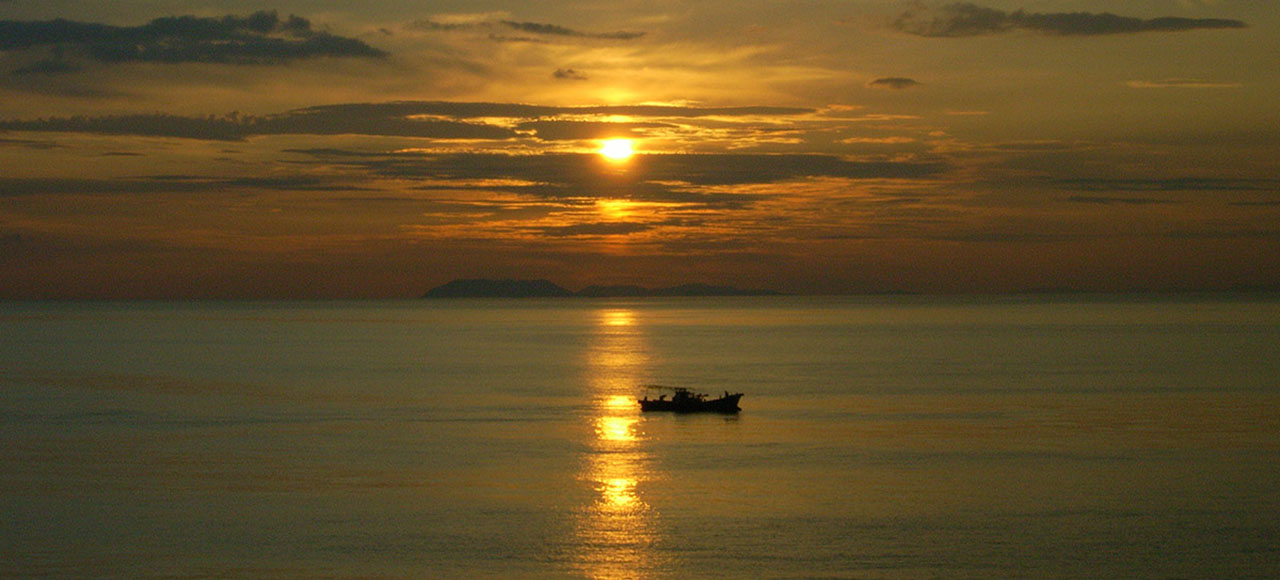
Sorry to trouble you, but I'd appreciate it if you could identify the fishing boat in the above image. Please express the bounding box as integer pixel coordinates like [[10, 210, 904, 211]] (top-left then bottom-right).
[[638, 385, 743, 414]]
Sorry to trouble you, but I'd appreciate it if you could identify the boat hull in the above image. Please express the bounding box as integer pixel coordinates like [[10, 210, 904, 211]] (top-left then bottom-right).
[[639, 393, 742, 414]]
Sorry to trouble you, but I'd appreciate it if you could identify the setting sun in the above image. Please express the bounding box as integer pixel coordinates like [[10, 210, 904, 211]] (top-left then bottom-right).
[[598, 138, 634, 161]]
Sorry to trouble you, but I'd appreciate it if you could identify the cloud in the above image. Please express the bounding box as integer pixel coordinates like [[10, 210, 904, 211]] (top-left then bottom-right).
[[410, 17, 643, 41], [294, 150, 946, 208], [249, 108, 515, 139], [0, 114, 248, 140], [867, 77, 922, 90], [515, 120, 672, 140], [1126, 78, 1243, 89], [554, 68, 589, 81], [269, 101, 812, 120], [1065, 196, 1171, 205], [12, 59, 81, 76], [1059, 178, 1277, 192], [1229, 201, 1280, 207], [640, 154, 946, 184], [0, 109, 516, 141], [0, 101, 813, 141], [0, 11, 386, 70], [0, 175, 371, 197], [532, 222, 655, 237], [499, 20, 644, 40], [409, 15, 499, 32], [0, 137, 58, 149], [892, 3, 1247, 37]]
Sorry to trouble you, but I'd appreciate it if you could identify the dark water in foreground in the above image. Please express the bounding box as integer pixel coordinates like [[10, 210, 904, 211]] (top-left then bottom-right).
[[2, 295, 1279, 579]]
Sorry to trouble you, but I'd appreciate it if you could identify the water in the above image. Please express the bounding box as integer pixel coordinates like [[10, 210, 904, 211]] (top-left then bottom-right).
[[2, 295, 1278, 579]]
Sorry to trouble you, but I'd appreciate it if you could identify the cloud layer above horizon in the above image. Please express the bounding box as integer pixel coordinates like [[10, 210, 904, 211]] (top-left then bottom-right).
[[1, 1, 1276, 297]]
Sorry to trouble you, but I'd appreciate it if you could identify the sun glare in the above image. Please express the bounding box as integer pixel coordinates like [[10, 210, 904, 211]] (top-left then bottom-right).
[[599, 138, 634, 161]]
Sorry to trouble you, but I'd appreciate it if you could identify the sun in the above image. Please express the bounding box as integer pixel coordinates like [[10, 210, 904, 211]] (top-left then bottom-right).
[[598, 138, 634, 161]]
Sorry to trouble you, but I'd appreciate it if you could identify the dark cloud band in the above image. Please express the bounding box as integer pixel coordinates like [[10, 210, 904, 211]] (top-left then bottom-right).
[[500, 20, 644, 40], [868, 77, 922, 90], [412, 18, 644, 41], [0, 11, 386, 69], [312, 151, 945, 195], [0, 101, 813, 140], [282, 102, 813, 120], [0, 112, 510, 141], [893, 3, 1246, 37]]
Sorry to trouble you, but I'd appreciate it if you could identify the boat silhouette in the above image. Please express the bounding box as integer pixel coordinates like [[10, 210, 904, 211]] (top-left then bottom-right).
[[638, 385, 742, 413]]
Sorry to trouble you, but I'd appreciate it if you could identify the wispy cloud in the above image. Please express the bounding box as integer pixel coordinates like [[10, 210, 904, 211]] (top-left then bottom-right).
[[0, 111, 513, 141], [501, 152, 934, 186], [0, 101, 815, 141], [0, 114, 247, 141], [0, 175, 372, 197], [0, 11, 385, 73], [410, 16, 643, 41], [1126, 78, 1243, 89], [515, 120, 672, 140], [407, 12, 510, 31], [500, 20, 644, 40], [532, 222, 655, 238], [1059, 178, 1277, 192], [892, 3, 1246, 37], [286, 150, 946, 209], [0, 136, 58, 149], [12, 59, 81, 76], [867, 77, 922, 90], [1065, 195, 1171, 206], [280, 101, 813, 120], [553, 68, 589, 81]]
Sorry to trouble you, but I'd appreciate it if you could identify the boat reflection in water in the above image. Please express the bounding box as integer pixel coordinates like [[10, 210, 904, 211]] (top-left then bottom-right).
[[573, 308, 664, 579]]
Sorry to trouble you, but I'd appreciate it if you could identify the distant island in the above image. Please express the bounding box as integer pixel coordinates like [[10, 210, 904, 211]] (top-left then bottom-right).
[[423, 278, 782, 298]]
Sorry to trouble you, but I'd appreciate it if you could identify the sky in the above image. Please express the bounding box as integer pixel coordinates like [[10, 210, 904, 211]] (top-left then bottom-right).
[[1, 0, 1277, 298]]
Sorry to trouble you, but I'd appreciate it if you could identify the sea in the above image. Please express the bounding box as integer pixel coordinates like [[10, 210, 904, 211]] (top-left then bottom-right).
[[2, 294, 1278, 579]]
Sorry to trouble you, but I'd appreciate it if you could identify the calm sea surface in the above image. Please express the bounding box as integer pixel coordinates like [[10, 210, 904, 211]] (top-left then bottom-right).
[[2, 295, 1279, 579]]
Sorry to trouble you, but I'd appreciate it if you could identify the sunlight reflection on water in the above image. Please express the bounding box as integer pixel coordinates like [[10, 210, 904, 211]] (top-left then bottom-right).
[[574, 307, 663, 580]]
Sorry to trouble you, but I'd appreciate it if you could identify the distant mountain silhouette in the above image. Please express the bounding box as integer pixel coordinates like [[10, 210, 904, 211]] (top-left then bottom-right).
[[423, 279, 781, 298], [422, 279, 573, 298]]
